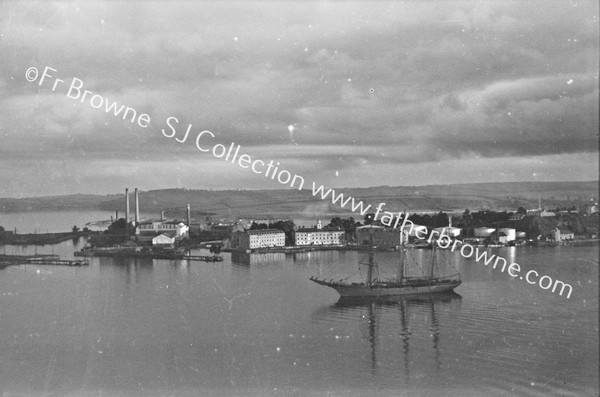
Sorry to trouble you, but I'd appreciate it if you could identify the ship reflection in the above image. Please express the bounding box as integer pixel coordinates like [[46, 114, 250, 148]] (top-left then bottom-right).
[[312, 291, 462, 381]]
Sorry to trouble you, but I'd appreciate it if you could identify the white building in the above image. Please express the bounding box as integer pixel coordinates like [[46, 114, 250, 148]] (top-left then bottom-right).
[[474, 227, 496, 237], [553, 228, 574, 242], [498, 228, 516, 241], [433, 226, 462, 238], [137, 220, 188, 238], [295, 228, 345, 246], [231, 229, 285, 250], [152, 232, 176, 246]]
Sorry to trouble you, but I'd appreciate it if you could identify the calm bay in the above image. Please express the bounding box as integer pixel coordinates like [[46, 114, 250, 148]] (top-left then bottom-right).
[[0, 212, 597, 396]]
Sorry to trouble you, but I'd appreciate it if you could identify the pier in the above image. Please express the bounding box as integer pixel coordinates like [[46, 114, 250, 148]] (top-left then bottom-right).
[[0, 254, 89, 267], [74, 249, 223, 262], [0, 231, 98, 245], [26, 258, 89, 266], [182, 255, 224, 262]]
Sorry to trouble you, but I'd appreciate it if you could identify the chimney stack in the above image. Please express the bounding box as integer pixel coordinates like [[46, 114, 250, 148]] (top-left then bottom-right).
[[135, 188, 140, 225], [187, 204, 191, 227], [115, 210, 119, 220], [125, 188, 130, 224], [161, 210, 165, 221]]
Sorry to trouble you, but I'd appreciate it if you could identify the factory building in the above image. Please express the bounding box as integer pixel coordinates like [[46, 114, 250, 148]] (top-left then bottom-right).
[[474, 227, 496, 237], [553, 228, 574, 242], [498, 228, 516, 242], [119, 188, 191, 246], [295, 220, 345, 246], [152, 233, 177, 247], [137, 221, 189, 238], [231, 229, 285, 250], [433, 226, 462, 238], [211, 224, 235, 238], [356, 225, 403, 249]]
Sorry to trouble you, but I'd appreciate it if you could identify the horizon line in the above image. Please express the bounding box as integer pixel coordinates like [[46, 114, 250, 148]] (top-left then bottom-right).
[[1, 179, 598, 200]]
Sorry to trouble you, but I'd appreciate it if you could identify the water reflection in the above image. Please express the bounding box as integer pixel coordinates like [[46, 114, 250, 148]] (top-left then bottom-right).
[[312, 292, 462, 381], [231, 252, 286, 266], [231, 252, 251, 266], [98, 256, 154, 286]]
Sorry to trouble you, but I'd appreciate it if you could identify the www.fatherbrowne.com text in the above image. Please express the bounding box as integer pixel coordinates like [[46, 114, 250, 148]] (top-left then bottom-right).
[[25, 65, 575, 299]]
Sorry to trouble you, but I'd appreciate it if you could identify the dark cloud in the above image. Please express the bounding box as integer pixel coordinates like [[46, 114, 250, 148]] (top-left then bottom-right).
[[0, 1, 597, 196]]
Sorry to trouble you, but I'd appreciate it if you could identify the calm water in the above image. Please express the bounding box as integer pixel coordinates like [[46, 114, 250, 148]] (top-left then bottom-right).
[[0, 213, 598, 396], [0, 211, 116, 234]]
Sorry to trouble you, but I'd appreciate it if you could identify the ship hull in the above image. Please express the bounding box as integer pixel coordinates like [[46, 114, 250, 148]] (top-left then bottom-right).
[[310, 278, 461, 298]]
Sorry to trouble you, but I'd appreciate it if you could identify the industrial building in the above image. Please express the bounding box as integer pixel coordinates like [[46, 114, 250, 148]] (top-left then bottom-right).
[[211, 224, 235, 238], [498, 228, 516, 242], [119, 188, 191, 247], [295, 220, 345, 246], [231, 229, 285, 250], [137, 221, 189, 238], [152, 233, 177, 247], [474, 227, 496, 237], [356, 225, 403, 249], [433, 226, 462, 238], [553, 228, 575, 242]]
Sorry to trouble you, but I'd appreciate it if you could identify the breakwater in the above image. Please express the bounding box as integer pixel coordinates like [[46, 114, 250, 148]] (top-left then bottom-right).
[[0, 254, 88, 267], [0, 230, 97, 245]]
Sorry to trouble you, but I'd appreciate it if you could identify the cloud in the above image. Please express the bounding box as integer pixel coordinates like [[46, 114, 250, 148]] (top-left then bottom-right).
[[0, 1, 597, 195]]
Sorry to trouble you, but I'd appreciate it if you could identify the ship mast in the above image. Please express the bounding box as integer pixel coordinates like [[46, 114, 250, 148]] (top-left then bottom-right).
[[367, 234, 374, 286], [398, 245, 405, 282], [430, 237, 437, 279], [398, 213, 406, 283]]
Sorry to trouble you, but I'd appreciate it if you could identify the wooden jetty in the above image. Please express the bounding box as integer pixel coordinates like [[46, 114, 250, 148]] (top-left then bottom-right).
[[0, 254, 88, 267], [183, 255, 224, 262], [74, 249, 223, 262], [75, 250, 183, 260], [26, 258, 89, 266]]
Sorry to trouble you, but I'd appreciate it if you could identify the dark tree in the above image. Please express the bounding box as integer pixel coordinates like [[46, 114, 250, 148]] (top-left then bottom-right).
[[249, 222, 268, 230], [461, 209, 473, 228], [269, 220, 296, 245], [328, 217, 343, 229], [341, 217, 356, 234], [431, 212, 449, 228]]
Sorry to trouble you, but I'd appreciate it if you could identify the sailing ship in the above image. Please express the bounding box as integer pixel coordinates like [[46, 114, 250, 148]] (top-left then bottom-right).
[[310, 233, 461, 298]]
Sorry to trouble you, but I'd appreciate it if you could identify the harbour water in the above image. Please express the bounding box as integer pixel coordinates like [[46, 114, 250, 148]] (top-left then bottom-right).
[[0, 213, 598, 396]]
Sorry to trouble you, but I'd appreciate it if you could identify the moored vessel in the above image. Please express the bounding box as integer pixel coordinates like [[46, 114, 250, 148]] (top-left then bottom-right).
[[310, 234, 461, 299]]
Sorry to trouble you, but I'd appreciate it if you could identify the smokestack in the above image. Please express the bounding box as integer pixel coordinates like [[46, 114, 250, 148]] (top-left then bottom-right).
[[115, 210, 119, 220], [135, 188, 140, 225], [125, 188, 130, 224], [161, 210, 165, 221], [187, 204, 191, 227]]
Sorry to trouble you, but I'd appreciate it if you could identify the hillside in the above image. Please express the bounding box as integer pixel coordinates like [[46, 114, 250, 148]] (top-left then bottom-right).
[[0, 194, 122, 212], [0, 181, 597, 219]]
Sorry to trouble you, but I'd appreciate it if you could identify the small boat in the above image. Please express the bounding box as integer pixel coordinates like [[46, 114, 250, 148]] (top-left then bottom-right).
[[310, 234, 461, 299]]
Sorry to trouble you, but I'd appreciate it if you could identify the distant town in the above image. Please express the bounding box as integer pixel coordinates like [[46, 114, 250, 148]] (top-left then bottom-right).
[[3, 187, 596, 259]]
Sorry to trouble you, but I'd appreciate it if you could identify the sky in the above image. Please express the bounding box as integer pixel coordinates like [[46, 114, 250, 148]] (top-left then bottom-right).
[[0, 1, 598, 197]]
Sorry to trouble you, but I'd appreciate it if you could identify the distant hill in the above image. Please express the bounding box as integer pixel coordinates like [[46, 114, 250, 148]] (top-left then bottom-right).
[[0, 182, 597, 220], [0, 194, 122, 212]]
